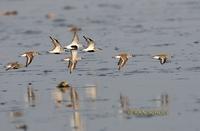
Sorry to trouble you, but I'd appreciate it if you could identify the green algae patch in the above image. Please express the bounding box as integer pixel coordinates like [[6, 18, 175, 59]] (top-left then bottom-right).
[[125, 108, 168, 117]]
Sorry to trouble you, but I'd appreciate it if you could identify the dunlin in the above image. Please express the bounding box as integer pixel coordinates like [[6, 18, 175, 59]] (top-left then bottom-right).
[[65, 32, 82, 50], [20, 51, 40, 67], [152, 54, 169, 64], [64, 47, 81, 74], [5, 62, 24, 70], [48, 36, 64, 54], [113, 52, 134, 70], [82, 36, 102, 52]]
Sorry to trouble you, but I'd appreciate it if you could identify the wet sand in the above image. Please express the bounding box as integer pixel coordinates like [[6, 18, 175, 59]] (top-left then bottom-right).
[[0, 0, 200, 131]]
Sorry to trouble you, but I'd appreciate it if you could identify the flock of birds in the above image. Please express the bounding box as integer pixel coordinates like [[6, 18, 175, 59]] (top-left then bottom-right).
[[5, 27, 171, 73]]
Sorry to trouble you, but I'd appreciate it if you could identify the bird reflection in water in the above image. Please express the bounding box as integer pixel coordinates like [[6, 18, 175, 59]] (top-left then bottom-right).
[[70, 87, 84, 131], [119, 93, 130, 113], [84, 85, 97, 102], [70, 87, 79, 110], [153, 93, 169, 111], [9, 110, 28, 131], [52, 81, 70, 108], [25, 83, 36, 107], [9, 111, 23, 118]]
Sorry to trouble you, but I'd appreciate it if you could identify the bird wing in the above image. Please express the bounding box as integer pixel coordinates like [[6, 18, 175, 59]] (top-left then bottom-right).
[[72, 32, 79, 44], [118, 57, 123, 66], [49, 36, 61, 49], [160, 57, 166, 64], [83, 36, 90, 46], [118, 57, 128, 70], [83, 36, 95, 47], [121, 57, 128, 67], [26, 53, 34, 67]]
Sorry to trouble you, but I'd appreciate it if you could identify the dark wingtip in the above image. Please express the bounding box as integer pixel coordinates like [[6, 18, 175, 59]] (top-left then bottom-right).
[[83, 36, 87, 40], [49, 36, 53, 39]]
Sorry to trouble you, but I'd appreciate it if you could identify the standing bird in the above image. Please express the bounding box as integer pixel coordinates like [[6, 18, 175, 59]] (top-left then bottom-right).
[[113, 52, 134, 70], [48, 36, 64, 54], [65, 32, 82, 50], [5, 62, 24, 70], [20, 51, 40, 67], [63, 47, 81, 74], [152, 54, 169, 64], [82, 36, 102, 52]]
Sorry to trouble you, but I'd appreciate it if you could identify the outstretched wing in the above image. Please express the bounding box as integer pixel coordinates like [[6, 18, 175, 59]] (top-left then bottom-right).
[[49, 36, 61, 49], [118, 57, 128, 70], [160, 57, 166, 64], [72, 32, 79, 44], [26, 54, 34, 67]]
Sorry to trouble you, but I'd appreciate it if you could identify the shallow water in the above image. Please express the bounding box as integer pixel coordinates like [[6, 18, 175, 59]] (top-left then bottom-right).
[[0, 0, 200, 131]]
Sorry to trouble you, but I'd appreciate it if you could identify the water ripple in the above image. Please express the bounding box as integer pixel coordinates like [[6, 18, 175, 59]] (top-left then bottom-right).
[[186, 66, 200, 72]]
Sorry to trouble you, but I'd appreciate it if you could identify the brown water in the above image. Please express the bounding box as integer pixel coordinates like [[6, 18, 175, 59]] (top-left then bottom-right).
[[0, 0, 200, 131]]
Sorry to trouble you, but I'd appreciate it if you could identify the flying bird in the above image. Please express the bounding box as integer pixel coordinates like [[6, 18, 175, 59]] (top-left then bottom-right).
[[152, 54, 169, 64], [63, 47, 81, 74], [48, 36, 64, 54], [65, 32, 82, 50], [113, 52, 134, 70], [5, 62, 24, 70], [20, 51, 40, 67], [82, 36, 102, 52]]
